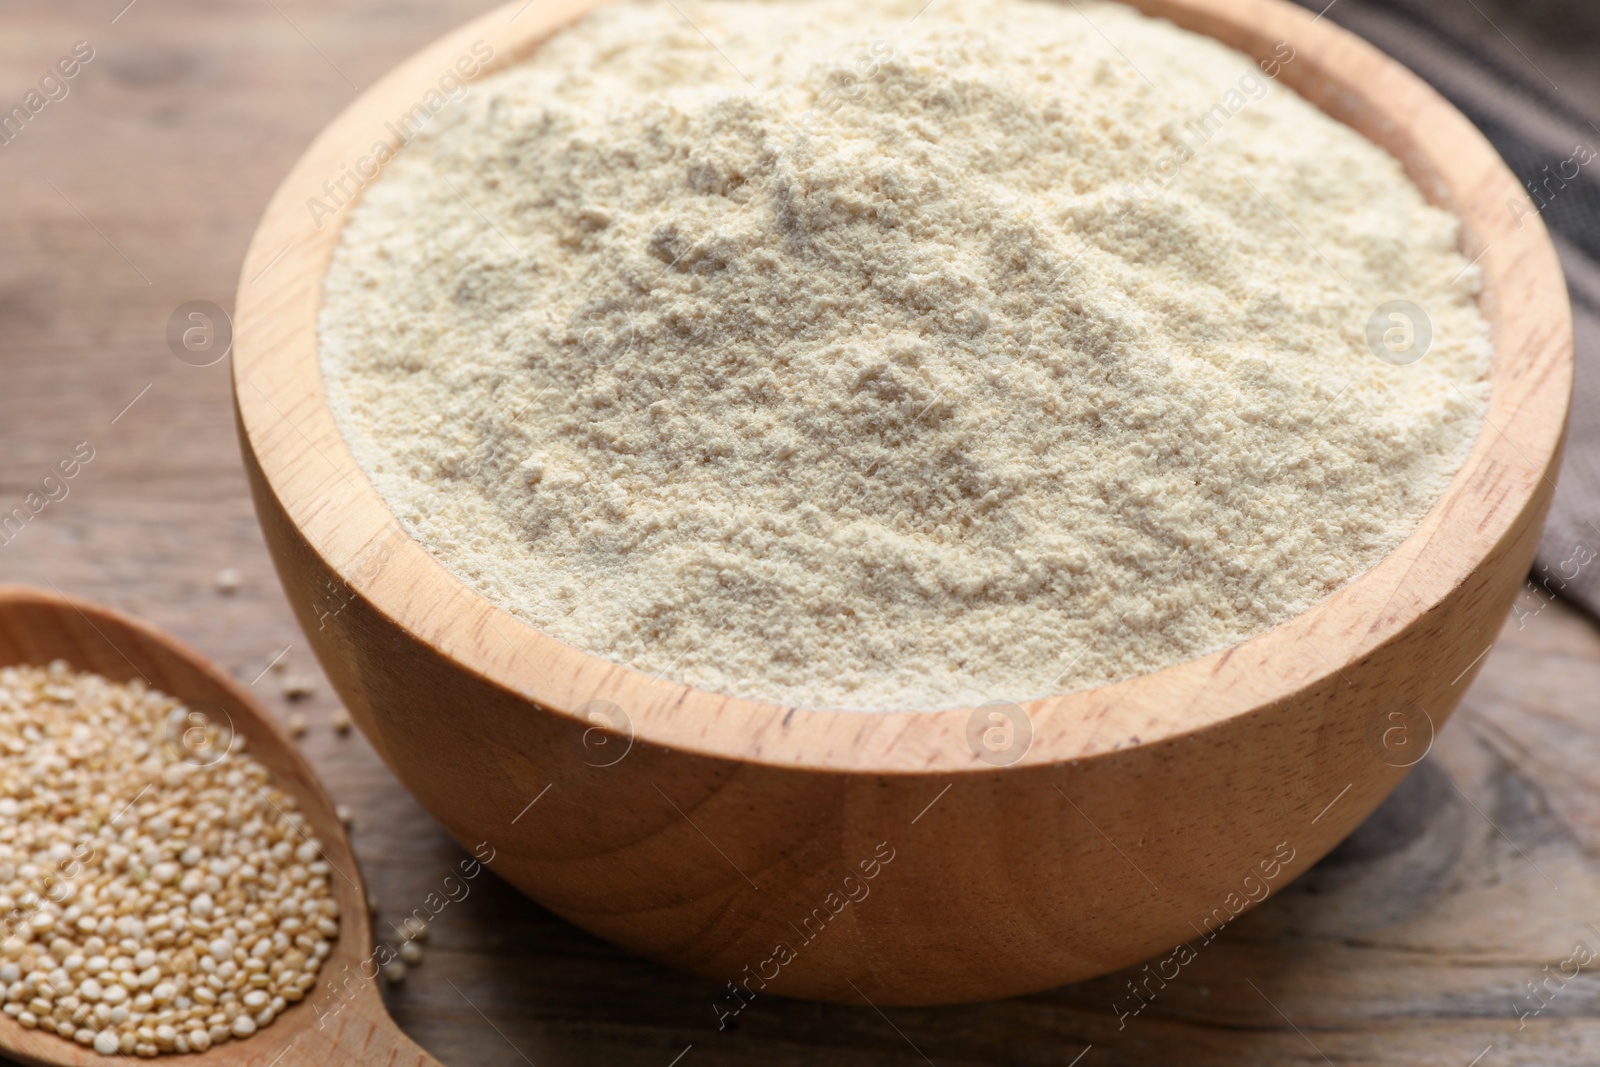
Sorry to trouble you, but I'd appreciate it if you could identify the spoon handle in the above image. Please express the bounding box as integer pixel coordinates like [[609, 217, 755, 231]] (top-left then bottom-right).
[[288, 1000, 446, 1066]]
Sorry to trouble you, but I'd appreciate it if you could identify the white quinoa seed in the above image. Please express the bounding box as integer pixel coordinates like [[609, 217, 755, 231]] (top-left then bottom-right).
[[0, 662, 339, 1056]]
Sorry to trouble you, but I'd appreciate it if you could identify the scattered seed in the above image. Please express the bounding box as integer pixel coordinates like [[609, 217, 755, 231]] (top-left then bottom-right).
[[398, 940, 422, 966], [329, 709, 351, 735], [281, 676, 315, 702], [213, 569, 242, 596], [286, 712, 308, 739], [380, 961, 407, 985]]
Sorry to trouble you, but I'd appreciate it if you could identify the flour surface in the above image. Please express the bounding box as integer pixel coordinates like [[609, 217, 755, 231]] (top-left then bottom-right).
[[320, 0, 1490, 711]]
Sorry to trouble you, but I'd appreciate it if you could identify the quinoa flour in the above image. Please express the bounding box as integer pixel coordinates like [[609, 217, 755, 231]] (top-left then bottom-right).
[[319, 0, 1491, 711]]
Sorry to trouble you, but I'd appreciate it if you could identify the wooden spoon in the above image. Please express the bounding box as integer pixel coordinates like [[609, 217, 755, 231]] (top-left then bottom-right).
[[0, 585, 441, 1067]]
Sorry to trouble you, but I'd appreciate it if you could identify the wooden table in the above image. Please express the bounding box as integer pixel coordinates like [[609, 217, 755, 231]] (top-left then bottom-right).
[[2, 1, 1597, 1063]]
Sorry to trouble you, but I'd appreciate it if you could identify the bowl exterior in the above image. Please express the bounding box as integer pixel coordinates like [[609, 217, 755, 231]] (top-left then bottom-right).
[[231, 0, 1572, 1008], [242, 437, 1550, 1005]]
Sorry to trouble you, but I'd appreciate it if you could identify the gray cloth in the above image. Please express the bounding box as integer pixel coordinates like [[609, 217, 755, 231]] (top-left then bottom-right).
[[1291, 0, 1600, 618]]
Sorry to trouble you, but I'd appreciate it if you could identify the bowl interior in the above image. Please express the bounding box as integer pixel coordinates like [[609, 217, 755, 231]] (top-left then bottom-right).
[[230, 0, 1571, 774]]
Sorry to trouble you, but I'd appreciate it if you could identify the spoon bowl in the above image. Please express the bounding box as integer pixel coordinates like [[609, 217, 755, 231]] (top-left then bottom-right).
[[0, 586, 439, 1067]]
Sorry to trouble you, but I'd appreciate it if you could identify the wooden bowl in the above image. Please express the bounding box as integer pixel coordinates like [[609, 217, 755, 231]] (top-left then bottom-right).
[[0, 587, 438, 1066], [232, 0, 1572, 1005]]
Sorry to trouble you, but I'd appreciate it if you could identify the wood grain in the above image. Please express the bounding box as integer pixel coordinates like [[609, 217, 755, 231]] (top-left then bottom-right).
[[1, 0, 1596, 1061], [232, 0, 1572, 1005]]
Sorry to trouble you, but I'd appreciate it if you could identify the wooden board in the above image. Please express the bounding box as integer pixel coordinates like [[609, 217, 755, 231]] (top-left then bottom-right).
[[2, 0, 1598, 1062]]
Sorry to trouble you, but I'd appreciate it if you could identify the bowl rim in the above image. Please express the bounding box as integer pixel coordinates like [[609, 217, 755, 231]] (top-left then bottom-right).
[[231, 0, 1572, 775]]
